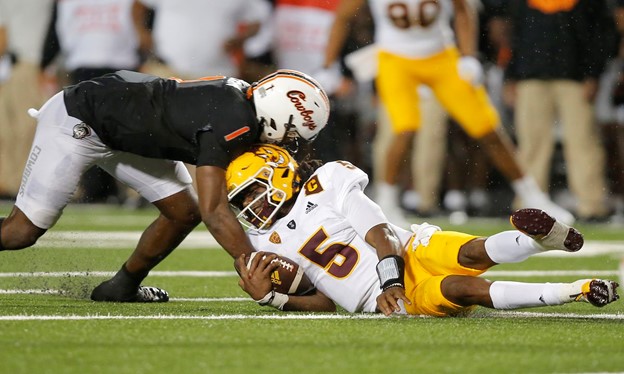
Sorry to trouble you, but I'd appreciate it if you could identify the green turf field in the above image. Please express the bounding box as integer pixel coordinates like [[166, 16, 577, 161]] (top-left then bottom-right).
[[0, 203, 623, 374]]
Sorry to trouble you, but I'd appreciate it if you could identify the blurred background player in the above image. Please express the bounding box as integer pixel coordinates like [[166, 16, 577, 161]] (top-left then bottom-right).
[[134, 0, 269, 80], [503, 0, 614, 222], [266, 0, 367, 165], [0, 0, 53, 199], [323, 0, 575, 228], [595, 0, 624, 220]]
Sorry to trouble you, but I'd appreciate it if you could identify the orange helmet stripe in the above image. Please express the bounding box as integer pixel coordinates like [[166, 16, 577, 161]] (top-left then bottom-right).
[[254, 70, 330, 109]]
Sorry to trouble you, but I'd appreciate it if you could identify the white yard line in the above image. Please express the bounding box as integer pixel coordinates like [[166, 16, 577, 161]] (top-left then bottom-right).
[[0, 271, 237, 278], [0, 290, 251, 302], [32, 231, 624, 256], [0, 311, 621, 321], [0, 269, 618, 278], [0, 314, 386, 321], [34, 231, 220, 249]]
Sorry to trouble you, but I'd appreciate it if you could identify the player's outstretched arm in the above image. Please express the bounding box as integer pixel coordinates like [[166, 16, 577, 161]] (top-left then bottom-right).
[[235, 254, 336, 312], [196, 165, 256, 258], [283, 291, 336, 313], [366, 224, 412, 315]]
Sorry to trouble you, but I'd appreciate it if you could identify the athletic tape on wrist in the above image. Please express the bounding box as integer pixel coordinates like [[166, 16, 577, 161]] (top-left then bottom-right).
[[376, 255, 405, 291], [256, 289, 289, 310]]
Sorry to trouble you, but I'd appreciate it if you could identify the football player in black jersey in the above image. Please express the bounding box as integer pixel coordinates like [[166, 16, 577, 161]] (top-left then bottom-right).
[[0, 69, 330, 302]]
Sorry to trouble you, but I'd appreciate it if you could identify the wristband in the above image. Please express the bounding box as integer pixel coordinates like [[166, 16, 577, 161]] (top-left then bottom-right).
[[376, 255, 405, 291], [256, 289, 289, 310]]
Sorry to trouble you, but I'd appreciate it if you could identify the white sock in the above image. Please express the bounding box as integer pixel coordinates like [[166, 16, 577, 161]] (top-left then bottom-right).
[[511, 175, 544, 203], [489, 281, 573, 309], [375, 182, 400, 207], [484, 230, 542, 264]]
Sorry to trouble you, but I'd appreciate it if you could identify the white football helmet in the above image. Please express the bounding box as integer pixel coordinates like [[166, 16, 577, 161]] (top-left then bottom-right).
[[252, 69, 330, 145]]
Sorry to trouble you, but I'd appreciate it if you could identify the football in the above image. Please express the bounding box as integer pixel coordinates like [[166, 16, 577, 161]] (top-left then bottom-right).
[[246, 252, 314, 295]]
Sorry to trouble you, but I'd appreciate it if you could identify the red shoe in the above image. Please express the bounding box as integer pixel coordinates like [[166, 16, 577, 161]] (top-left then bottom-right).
[[510, 208, 583, 252]]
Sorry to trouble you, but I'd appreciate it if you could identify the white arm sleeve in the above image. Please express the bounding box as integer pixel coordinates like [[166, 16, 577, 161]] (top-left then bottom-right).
[[341, 186, 388, 241]]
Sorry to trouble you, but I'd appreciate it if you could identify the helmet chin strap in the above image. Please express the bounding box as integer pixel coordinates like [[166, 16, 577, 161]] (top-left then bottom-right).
[[280, 132, 300, 155]]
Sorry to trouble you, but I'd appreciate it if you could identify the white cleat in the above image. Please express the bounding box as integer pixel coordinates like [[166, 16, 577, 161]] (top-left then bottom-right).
[[570, 279, 619, 307]]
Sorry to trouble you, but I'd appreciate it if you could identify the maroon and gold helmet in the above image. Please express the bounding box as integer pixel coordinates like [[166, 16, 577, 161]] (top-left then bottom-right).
[[226, 144, 301, 230]]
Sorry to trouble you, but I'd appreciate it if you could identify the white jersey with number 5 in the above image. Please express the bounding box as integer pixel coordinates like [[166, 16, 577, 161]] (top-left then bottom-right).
[[246, 161, 413, 313], [369, 0, 454, 58]]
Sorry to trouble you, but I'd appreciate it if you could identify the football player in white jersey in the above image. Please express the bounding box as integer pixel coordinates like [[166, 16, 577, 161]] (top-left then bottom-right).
[[227, 145, 619, 316], [322, 0, 575, 227]]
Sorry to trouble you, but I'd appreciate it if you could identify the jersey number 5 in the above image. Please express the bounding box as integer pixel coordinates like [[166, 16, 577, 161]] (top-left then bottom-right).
[[387, 0, 441, 29], [298, 227, 359, 278]]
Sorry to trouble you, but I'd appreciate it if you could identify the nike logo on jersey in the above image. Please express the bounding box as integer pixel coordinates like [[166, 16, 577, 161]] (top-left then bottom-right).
[[515, 235, 521, 245], [305, 202, 318, 214]]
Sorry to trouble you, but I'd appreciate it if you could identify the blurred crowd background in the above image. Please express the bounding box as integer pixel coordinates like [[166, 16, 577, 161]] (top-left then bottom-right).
[[1, 0, 623, 224]]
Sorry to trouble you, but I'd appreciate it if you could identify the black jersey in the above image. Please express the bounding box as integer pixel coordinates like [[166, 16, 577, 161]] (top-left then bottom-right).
[[63, 70, 260, 169]]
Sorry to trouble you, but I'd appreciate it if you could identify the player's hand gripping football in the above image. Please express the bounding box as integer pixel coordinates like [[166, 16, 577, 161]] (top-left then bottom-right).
[[235, 252, 280, 301], [376, 286, 411, 316]]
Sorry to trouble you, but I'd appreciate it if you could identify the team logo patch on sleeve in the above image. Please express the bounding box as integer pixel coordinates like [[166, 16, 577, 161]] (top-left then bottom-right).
[[304, 175, 323, 196], [269, 231, 282, 244], [72, 123, 92, 139]]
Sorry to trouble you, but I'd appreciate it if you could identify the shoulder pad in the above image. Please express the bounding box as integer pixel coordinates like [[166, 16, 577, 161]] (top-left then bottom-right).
[[303, 161, 368, 198]]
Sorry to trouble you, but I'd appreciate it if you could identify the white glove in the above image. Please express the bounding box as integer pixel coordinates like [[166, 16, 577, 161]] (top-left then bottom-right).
[[344, 44, 379, 82], [409, 222, 441, 249], [312, 63, 342, 96], [457, 56, 484, 86]]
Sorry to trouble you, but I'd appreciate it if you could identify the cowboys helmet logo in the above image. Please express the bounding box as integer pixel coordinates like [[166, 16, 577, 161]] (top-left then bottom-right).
[[72, 123, 92, 139]]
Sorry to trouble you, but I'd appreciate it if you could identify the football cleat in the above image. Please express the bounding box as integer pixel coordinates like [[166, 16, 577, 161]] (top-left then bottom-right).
[[510, 208, 583, 252], [91, 280, 170, 302], [135, 286, 169, 303], [571, 279, 619, 307]]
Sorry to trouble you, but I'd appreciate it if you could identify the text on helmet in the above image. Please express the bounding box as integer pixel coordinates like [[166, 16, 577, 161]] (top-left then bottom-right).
[[287, 90, 317, 131]]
